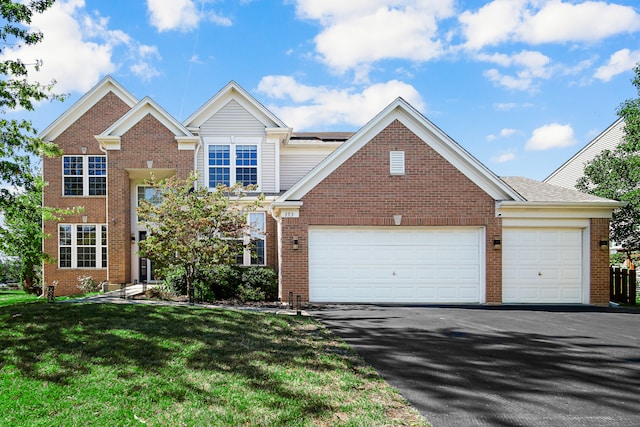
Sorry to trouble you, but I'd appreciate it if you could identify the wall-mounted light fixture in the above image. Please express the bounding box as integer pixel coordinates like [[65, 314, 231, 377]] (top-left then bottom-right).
[[81, 215, 88, 223], [599, 239, 609, 251], [131, 234, 136, 243], [393, 215, 402, 226], [493, 236, 502, 250], [81, 146, 87, 154], [292, 236, 299, 250], [146, 160, 153, 169]]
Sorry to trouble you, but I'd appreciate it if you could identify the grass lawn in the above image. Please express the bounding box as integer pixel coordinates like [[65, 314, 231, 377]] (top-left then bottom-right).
[[0, 290, 41, 307], [0, 302, 428, 426]]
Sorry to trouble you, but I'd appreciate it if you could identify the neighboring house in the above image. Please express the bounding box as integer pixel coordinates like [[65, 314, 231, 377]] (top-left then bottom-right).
[[42, 76, 622, 305], [544, 118, 624, 189]]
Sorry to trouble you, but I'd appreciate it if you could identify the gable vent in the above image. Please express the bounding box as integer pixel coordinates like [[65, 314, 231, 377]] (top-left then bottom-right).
[[390, 151, 405, 175]]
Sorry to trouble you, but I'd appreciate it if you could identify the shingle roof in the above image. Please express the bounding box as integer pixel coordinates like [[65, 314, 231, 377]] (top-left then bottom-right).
[[501, 176, 616, 203]]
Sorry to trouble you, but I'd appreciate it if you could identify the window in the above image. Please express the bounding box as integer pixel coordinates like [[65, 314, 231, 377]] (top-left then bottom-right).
[[63, 155, 107, 196], [249, 212, 265, 265], [235, 212, 266, 266], [59, 224, 107, 268], [208, 144, 258, 188]]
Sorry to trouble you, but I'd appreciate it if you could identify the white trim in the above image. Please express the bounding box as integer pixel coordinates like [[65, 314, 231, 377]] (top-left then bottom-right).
[[58, 223, 108, 269], [277, 98, 523, 203], [204, 138, 261, 189], [184, 81, 289, 129], [40, 76, 138, 141], [497, 202, 620, 219], [62, 155, 107, 197], [95, 97, 197, 149]]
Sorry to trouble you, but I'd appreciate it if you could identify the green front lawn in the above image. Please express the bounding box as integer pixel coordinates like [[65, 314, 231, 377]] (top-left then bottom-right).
[[0, 290, 40, 307], [0, 302, 428, 426]]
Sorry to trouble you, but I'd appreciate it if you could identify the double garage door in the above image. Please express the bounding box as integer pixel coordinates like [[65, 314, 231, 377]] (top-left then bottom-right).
[[308, 226, 585, 304], [308, 226, 484, 303]]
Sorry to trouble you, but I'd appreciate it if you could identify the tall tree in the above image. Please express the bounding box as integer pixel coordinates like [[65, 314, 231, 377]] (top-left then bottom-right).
[[0, 177, 77, 292], [137, 173, 260, 298], [0, 0, 63, 207], [577, 64, 640, 251]]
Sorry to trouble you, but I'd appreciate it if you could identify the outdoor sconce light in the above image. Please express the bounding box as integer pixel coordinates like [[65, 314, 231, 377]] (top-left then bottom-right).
[[599, 239, 609, 251], [81, 146, 87, 154], [493, 237, 502, 250], [293, 236, 299, 250], [131, 234, 136, 244], [81, 215, 88, 223], [393, 215, 402, 226], [146, 160, 153, 169]]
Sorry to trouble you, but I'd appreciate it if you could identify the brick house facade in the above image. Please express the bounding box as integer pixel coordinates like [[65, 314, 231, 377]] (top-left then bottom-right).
[[41, 76, 621, 304]]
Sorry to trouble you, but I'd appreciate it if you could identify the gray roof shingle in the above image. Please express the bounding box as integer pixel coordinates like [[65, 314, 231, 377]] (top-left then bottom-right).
[[500, 176, 617, 203]]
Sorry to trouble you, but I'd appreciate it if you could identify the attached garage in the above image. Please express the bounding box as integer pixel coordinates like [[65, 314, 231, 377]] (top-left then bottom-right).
[[308, 226, 485, 303], [502, 228, 586, 304]]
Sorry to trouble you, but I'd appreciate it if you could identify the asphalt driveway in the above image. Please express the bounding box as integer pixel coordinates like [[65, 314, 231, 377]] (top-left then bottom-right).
[[310, 305, 640, 427]]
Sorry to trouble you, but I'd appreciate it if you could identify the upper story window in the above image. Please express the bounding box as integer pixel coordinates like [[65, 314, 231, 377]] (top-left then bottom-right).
[[63, 155, 107, 196], [208, 144, 258, 188], [136, 186, 163, 223]]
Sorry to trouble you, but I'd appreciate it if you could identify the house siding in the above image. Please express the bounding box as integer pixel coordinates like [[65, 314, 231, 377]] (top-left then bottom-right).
[[545, 119, 624, 189], [279, 150, 333, 191], [195, 100, 276, 190], [279, 120, 502, 303]]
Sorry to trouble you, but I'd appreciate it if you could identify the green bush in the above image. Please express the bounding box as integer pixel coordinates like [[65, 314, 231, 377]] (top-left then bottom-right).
[[145, 283, 175, 300], [77, 276, 101, 293], [161, 265, 277, 302]]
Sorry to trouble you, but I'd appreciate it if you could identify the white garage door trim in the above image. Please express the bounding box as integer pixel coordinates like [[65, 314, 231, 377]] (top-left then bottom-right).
[[502, 226, 589, 304], [308, 226, 486, 304]]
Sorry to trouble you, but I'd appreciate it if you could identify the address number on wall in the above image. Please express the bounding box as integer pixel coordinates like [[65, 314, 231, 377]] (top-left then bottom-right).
[[281, 210, 299, 218]]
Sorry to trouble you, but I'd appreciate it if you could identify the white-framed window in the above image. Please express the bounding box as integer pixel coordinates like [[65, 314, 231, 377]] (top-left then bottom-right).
[[59, 224, 107, 268], [136, 185, 163, 222], [236, 212, 266, 266], [63, 155, 107, 196], [208, 144, 258, 188]]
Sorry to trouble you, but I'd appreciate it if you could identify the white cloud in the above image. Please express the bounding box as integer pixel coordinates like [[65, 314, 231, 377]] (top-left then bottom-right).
[[525, 123, 577, 151], [294, 1, 454, 77], [487, 127, 519, 141], [460, 0, 640, 50], [257, 76, 425, 130], [594, 49, 640, 82], [0, 0, 161, 95], [146, 0, 232, 31], [478, 50, 552, 90], [490, 151, 516, 163]]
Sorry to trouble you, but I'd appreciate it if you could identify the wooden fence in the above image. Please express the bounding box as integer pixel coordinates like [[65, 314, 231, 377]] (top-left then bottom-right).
[[610, 267, 637, 305]]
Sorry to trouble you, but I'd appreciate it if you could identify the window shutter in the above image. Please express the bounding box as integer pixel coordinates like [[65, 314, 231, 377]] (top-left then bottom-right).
[[390, 151, 405, 175]]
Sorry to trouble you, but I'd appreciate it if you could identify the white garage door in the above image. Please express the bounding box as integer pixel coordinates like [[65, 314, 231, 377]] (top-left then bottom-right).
[[308, 227, 484, 303], [502, 228, 584, 303]]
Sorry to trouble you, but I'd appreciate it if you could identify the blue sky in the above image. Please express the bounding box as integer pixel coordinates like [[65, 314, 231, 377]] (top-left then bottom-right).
[[5, 0, 640, 180]]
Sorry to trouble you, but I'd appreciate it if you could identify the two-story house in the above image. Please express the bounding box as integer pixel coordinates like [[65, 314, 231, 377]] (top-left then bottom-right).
[[42, 76, 621, 305]]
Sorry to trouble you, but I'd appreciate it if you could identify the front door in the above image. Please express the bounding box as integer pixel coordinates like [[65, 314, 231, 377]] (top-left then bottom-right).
[[138, 231, 156, 283]]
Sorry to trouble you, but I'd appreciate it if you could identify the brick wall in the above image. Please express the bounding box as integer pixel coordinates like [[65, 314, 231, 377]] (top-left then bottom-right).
[[43, 92, 131, 296], [590, 218, 611, 305], [106, 113, 193, 284], [280, 120, 502, 303]]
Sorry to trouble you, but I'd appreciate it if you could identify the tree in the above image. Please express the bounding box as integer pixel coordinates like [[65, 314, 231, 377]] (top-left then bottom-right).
[[577, 64, 640, 251], [0, 0, 63, 208], [0, 177, 77, 293], [137, 173, 260, 297]]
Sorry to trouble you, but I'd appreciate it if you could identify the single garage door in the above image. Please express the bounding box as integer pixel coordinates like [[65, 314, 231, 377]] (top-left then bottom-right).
[[502, 228, 583, 303], [308, 226, 484, 303]]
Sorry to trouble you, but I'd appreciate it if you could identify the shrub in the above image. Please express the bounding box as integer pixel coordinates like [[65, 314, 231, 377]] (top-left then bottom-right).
[[240, 267, 277, 301], [145, 283, 175, 300], [77, 276, 100, 293]]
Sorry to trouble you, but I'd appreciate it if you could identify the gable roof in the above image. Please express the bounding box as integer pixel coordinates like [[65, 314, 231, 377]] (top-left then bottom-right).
[[39, 75, 138, 141], [183, 81, 289, 130], [544, 118, 624, 189], [277, 97, 524, 202]]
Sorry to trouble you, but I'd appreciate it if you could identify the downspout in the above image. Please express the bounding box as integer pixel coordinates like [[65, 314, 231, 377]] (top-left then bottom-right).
[[98, 141, 109, 285]]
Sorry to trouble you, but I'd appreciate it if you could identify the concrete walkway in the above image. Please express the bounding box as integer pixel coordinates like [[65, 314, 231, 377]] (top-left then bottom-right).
[[67, 284, 307, 316]]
